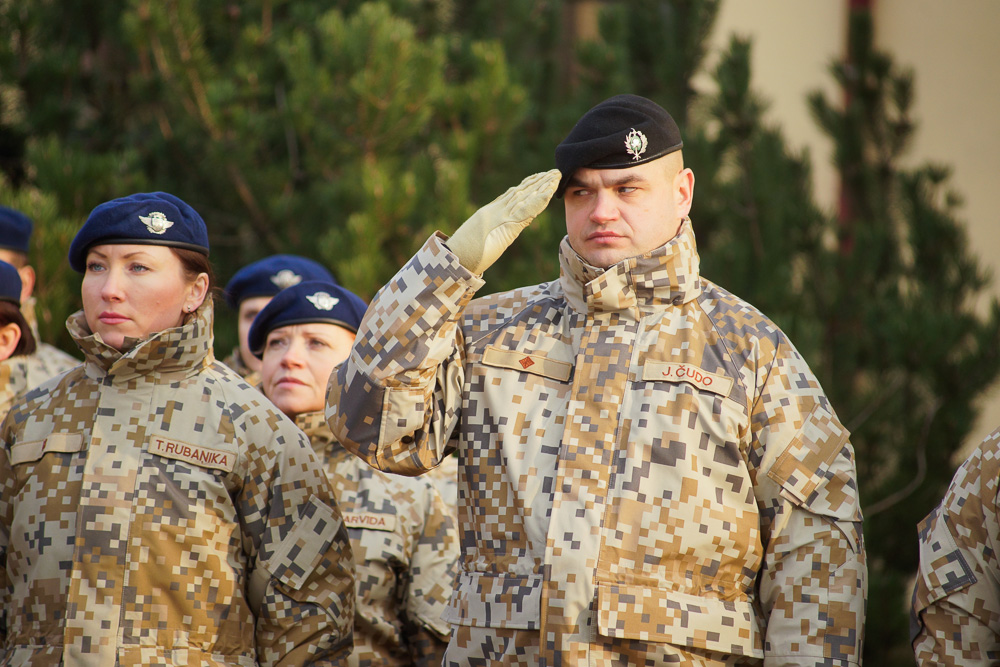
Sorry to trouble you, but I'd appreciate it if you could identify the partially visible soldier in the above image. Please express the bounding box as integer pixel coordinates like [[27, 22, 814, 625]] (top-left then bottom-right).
[[912, 426, 1000, 664], [252, 280, 460, 666], [0, 261, 37, 418], [223, 254, 336, 386], [0, 206, 79, 385]]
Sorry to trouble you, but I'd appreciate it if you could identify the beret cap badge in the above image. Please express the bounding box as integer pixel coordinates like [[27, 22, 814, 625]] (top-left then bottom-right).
[[306, 291, 340, 311], [139, 211, 174, 235], [625, 128, 648, 161], [270, 269, 303, 289]]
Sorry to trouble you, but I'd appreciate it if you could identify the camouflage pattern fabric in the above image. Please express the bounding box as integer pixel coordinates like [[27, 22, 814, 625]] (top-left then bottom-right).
[[327, 221, 867, 666], [424, 454, 458, 522], [911, 426, 1000, 664], [222, 346, 262, 388], [0, 357, 29, 421], [20, 297, 81, 383], [298, 411, 458, 666], [0, 298, 355, 666]]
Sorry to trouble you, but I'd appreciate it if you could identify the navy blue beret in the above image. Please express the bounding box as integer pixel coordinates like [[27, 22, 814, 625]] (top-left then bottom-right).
[[0, 260, 22, 305], [68, 192, 209, 273], [554, 94, 683, 197], [248, 280, 368, 358], [0, 206, 33, 254], [224, 254, 336, 309]]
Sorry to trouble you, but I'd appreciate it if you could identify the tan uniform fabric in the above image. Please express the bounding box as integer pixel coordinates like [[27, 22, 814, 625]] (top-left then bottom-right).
[[222, 346, 261, 388], [0, 299, 355, 666], [327, 221, 866, 665], [19, 297, 80, 389], [424, 454, 458, 520], [912, 426, 1000, 664], [0, 357, 29, 420], [297, 411, 457, 666]]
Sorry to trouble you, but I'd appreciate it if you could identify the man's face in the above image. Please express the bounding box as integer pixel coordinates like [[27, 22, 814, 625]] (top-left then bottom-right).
[[237, 296, 273, 371], [563, 157, 694, 268]]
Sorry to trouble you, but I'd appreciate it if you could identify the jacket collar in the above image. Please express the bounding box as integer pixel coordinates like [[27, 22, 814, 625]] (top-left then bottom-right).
[[295, 410, 336, 456], [558, 218, 702, 315], [67, 296, 216, 381]]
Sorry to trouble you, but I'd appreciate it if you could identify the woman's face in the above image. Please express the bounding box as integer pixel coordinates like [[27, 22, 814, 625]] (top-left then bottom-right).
[[82, 244, 207, 351], [260, 322, 356, 418]]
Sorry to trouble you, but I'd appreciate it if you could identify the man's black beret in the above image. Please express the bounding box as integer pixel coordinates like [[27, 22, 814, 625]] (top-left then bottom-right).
[[554, 94, 683, 197]]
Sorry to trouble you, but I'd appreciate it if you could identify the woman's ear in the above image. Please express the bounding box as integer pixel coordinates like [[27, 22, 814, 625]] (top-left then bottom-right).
[[183, 273, 210, 314], [0, 322, 22, 361]]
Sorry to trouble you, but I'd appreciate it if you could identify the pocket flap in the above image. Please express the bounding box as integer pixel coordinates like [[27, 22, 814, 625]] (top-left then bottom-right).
[[596, 584, 763, 657], [11, 433, 85, 465], [261, 495, 345, 591], [482, 345, 572, 382], [442, 571, 542, 629], [914, 506, 977, 610], [767, 404, 857, 515]]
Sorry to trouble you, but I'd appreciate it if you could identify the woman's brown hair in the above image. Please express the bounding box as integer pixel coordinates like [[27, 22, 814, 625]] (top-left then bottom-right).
[[0, 302, 37, 357]]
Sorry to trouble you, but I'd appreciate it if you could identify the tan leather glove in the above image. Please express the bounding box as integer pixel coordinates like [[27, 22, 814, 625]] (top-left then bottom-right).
[[446, 169, 561, 275]]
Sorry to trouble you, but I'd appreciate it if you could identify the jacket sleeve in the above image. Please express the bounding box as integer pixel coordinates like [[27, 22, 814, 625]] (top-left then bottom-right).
[[910, 429, 1000, 665], [241, 412, 357, 666], [402, 484, 460, 665], [750, 340, 867, 666], [326, 233, 485, 476], [0, 417, 12, 653]]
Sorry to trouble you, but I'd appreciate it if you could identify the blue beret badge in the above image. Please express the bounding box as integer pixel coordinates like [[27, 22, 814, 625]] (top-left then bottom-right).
[[306, 291, 340, 311], [140, 211, 175, 235], [625, 128, 648, 161], [270, 269, 303, 289]]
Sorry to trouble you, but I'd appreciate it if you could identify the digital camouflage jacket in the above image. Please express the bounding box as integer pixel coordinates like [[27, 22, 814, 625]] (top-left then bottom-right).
[[298, 411, 457, 666], [0, 300, 355, 666], [327, 222, 867, 666], [912, 427, 1000, 664]]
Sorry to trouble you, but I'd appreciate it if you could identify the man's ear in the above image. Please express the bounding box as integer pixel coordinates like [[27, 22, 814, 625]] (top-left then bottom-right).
[[675, 168, 695, 219], [0, 322, 22, 361], [17, 265, 35, 302]]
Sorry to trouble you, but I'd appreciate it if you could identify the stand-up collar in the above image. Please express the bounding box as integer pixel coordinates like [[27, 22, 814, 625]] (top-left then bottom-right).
[[296, 410, 337, 456], [67, 296, 216, 381], [558, 218, 702, 316]]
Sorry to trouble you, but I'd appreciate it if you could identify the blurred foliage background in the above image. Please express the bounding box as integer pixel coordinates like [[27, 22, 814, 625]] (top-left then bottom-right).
[[2, 1, 998, 662]]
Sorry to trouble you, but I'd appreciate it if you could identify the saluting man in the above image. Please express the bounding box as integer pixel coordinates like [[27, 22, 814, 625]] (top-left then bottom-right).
[[327, 94, 867, 665]]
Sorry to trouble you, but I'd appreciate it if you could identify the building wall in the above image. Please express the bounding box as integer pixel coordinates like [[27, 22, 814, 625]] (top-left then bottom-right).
[[703, 0, 1000, 452]]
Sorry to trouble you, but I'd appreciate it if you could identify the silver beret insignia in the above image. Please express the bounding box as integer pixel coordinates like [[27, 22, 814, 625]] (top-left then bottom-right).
[[306, 291, 339, 311], [139, 211, 174, 235], [624, 128, 648, 161], [270, 269, 303, 289]]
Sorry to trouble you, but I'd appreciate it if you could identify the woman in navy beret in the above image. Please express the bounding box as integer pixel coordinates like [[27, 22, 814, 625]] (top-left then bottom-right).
[[251, 281, 461, 666], [0, 260, 37, 419], [0, 192, 356, 665]]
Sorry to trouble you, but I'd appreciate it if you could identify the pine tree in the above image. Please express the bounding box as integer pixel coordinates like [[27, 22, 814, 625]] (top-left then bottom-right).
[[807, 9, 1000, 663]]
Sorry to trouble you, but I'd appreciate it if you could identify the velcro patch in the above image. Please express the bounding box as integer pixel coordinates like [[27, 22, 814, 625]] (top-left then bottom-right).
[[482, 345, 572, 382], [343, 512, 397, 532], [643, 361, 734, 397], [148, 435, 235, 473]]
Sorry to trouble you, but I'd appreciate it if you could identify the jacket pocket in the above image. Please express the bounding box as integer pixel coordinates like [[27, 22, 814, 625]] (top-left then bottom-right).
[[766, 404, 863, 551], [441, 571, 542, 630], [596, 584, 763, 657], [913, 506, 977, 610], [256, 494, 345, 592], [10, 433, 84, 465]]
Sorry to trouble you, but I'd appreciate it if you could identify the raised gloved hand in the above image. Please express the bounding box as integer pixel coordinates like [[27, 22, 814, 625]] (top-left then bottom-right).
[[446, 169, 561, 275]]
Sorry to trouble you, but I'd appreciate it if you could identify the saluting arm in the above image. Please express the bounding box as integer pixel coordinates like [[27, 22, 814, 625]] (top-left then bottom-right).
[[326, 170, 560, 476]]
